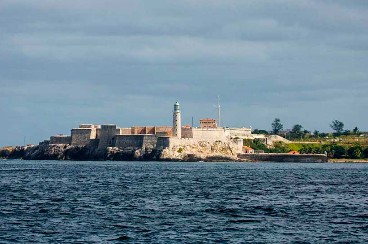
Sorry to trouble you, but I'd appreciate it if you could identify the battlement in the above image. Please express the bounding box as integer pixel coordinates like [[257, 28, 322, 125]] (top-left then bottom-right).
[[97, 124, 117, 149], [50, 134, 71, 145]]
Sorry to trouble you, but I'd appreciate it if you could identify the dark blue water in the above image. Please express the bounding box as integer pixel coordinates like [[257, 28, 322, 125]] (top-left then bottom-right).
[[1, 160, 368, 243]]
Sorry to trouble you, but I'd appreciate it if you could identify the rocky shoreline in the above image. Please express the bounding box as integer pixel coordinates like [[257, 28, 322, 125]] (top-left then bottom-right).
[[0, 144, 243, 162]]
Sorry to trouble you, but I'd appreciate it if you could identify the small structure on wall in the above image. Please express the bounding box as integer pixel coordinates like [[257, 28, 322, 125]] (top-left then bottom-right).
[[199, 118, 217, 129], [242, 146, 255, 154]]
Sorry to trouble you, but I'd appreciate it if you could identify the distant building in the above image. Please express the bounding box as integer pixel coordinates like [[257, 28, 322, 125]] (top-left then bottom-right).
[[243, 146, 254, 154], [50, 134, 71, 145], [199, 118, 217, 129]]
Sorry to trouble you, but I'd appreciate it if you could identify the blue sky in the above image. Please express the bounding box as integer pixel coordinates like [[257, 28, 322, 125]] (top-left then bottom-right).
[[1, 0, 367, 146]]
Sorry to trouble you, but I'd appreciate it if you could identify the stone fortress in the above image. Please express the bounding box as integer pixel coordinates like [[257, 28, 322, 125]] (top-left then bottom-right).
[[48, 102, 288, 159]]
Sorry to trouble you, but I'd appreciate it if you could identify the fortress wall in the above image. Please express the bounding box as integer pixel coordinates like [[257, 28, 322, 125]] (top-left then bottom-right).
[[181, 127, 193, 138], [119, 128, 132, 135], [131, 126, 146, 135], [90, 128, 97, 139], [114, 135, 157, 149], [191, 128, 228, 141], [156, 131, 170, 137], [50, 136, 72, 145], [156, 137, 171, 149], [98, 125, 117, 149], [142, 135, 158, 149], [182, 128, 227, 141], [238, 153, 328, 163], [231, 139, 244, 153], [146, 126, 155, 134], [79, 124, 93, 128], [130, 126, 172, 135], [225, 128, 252, 138], [156, 126, 172, 137], [157, 136, 243, 153], [163, 137, 199, 149], [89, 139, 100, 148], [71, 129, 92, 146], [114, 135, 143, 148], [156, 126, 172, 132]]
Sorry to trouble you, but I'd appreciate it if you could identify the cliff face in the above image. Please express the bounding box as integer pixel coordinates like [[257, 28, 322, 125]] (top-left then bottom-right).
[[0, 145, 161, 161], [160, 140, 241, 162], [0, 141, 242, 162], [0, 145, 102, 161]]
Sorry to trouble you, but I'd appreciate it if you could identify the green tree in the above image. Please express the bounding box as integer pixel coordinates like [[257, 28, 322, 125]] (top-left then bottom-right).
[[300, 144, 312, 154], [271, 118, 283, 135], [330, 120, 344, 135], [289, 124, 303, 139], [313, 130, 320, 138], [320, 132, 329, 138], [363, 147, 368, 158], [252, 129, 269, 135], [347, 146, 363, 159], [353, 127, 360, 134], [331, 144, 346, 159], [244, 138, 269, 152]]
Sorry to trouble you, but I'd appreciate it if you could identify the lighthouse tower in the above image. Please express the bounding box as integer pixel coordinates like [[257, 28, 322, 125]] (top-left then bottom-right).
[[173, 102, 181, 138]]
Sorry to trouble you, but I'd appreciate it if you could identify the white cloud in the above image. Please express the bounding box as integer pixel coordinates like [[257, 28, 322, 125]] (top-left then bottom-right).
[[0, 0, 367, 145]]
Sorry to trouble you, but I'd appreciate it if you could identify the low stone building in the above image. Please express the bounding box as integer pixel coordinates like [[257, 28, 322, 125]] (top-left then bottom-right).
[[242, 146, 254, 154], [50, 135, 71, 145], [71, 124, 99, 146], [199, 118, 217, 129]]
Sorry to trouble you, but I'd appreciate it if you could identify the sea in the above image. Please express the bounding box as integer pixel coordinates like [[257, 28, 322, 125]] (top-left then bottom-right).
[[1, 160, 368, 243]]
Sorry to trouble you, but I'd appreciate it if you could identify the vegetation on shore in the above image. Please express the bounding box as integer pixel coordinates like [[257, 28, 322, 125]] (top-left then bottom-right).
[[249, 118, 368, 160]]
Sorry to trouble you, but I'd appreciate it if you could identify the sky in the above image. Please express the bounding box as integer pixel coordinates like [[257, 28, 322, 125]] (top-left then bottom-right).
[[0, 0, 367, 146]]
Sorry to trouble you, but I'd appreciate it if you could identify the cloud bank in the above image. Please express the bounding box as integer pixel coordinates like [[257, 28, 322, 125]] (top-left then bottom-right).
[[0, 0, 367, 145]]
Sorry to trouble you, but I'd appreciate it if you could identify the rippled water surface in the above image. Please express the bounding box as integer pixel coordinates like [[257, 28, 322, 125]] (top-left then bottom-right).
[[1, 160, 368, 243]]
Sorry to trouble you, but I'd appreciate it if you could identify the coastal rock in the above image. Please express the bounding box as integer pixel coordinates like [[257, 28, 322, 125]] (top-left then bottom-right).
[[0, 141, 240, 162], [159, 140, 240, 162]]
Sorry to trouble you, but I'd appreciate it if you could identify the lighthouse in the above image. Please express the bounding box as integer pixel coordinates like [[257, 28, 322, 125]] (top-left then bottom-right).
[[173, 102, 181, 138]]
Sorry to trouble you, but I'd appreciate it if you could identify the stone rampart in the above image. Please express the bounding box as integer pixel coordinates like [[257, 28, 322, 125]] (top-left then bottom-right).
[[155, 126, 172, 136], [98, 125, 117, 149], [119, 128, 132, 135], [157, 137, 243, 154], [50, 135, 71, 145], [79, 124, 93, 128], [71, 129, 92, 146], [181, 127, 193, 138], [191, 128, 228, 141], [156, 137, 170, 149], [225, 128, 252, 138], [146, 126, 155, 134], [238, 153, 328, 163], [181, 127, 228, 141], [132, 126, 146, 134], [113, 135, 157, 150], [129, 126, 172, 135]]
